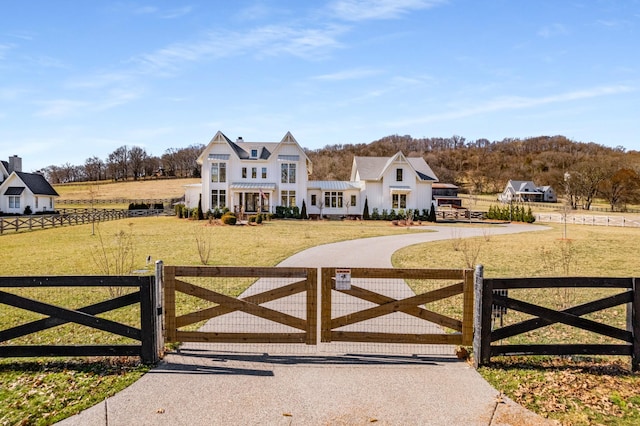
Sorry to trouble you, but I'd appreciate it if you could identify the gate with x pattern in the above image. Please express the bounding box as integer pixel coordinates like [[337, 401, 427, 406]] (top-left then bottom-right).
[[162, 266, 474, 352]]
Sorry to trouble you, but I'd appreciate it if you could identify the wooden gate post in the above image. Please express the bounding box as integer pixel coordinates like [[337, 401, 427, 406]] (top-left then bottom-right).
[[140, 275, 159, 364], [154, 260, 165, 359], [633, 277, 640, 371], [473, 264, 492, 368]]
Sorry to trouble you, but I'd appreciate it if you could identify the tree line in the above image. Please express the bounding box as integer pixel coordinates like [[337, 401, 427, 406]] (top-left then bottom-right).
[[43, 134, 640, 212], [43, 144, 204, 184]]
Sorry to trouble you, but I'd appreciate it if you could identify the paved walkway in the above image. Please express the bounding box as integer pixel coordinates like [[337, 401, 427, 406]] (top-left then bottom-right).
[[58, 223, 556, 426]]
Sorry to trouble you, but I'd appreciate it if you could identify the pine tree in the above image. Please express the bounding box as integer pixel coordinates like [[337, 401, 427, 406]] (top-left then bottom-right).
[[363, 198, 370, 220], [300, 199, 308, 219]]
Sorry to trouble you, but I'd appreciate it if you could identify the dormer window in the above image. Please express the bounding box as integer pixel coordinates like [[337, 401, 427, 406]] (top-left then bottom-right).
[[251, 149, 258, 158]]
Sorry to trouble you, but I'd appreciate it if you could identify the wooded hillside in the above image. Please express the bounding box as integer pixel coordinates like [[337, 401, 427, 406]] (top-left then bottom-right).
[[307, 135, 640, 211]]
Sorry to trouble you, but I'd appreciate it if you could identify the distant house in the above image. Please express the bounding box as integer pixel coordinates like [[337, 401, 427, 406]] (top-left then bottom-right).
[[186, 131, 440, 218], [499, 180, 557, 203], [0, 156, 59, 214]]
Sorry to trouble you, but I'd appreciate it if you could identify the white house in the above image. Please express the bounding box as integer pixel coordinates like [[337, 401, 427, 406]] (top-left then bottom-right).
[[186, 131, 439, 218], [499, 180, 557, 203], [0, 156, 59, 214]]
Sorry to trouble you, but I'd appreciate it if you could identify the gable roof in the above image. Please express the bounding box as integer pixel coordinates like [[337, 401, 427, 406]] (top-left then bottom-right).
[[352, 152, 438, 182], [13, 171, 59, 196], [506, 180, 541, 193]]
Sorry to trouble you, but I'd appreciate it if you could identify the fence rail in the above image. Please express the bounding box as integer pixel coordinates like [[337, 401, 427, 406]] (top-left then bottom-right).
[[0, 209, 172, 234], [473, 265, 639, 370], [0, 274, 162, 364], [57, 197, 182, 205], [535, 213, 640, 228]]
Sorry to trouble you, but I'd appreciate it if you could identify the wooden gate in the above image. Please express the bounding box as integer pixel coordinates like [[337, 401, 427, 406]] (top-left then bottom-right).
[[320, 268, 474, 346], [163, 266, 317, 344]]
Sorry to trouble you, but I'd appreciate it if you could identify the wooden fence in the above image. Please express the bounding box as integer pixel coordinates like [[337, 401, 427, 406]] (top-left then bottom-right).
[[473, 265, 640, 370], [0, 209, 171, 234], [57, 197, 182, 206], [0, 271, 163, 364]]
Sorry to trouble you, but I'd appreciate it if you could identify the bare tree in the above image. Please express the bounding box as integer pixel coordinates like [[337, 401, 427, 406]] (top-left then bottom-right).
[[128, 146, 148, 180]]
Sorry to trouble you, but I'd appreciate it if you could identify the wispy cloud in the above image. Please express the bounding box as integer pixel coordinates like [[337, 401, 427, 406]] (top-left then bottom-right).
[[34, 99, 90, 118], [537, 23, 568, 38], [388, 85, 636, 126], [129, 5, 192, 19], [134, 24, 347, 72], [328, 0, 446, 21], [313, 68, 383, 81], [0, 43, 15, 60]]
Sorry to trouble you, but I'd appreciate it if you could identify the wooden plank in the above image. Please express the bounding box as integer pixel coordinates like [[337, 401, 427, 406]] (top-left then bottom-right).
[[0, 345, 141, 358], [0, 291, 140, 342], [633, 278, 640, 371], [175, 280, 306, 330], [175, 279, 307, 327], [335, 284, 462, 331], [462, 268, 474, 346], [491, 344, 633, 357], [0, 276, 144, 288], [306, 268, 318, 345], [175, 331, 307, 344], [164, 265, 177, 343], [321, 268, 333, 342], [494, 294, 632, 342], [331, 285, 462, 332], [173, 266, 308, 279], [492, 291, 633, 342], [0, 291, 142, 340], [348, 267, 466, 280], [330, 331, 463, 345], [479, 269, 493, 365], [488, 277, 633, 290], [331, 282, 463, 329]]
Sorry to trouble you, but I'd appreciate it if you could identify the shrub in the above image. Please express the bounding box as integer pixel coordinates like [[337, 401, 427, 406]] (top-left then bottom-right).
[[249, 215, 257, 223], [23, 205, 33, 215], [371, 207, 380, 220], [256, 213, 263, 224], [128, 203, 150, 210], [221, 212, 237, 225]]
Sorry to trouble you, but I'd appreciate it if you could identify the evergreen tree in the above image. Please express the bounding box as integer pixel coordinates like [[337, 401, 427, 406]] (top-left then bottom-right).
[[300, 200, 308, 219], [363, 198, 370, 220], [197, 194, 204, 220], [428, 204, 437, 222]]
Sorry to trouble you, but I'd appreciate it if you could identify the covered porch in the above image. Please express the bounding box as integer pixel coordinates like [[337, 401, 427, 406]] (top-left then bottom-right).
[[229, 182, 275, 217]]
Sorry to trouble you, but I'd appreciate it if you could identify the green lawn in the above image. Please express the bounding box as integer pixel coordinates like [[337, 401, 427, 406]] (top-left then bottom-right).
[[0, 217, 425, 425]]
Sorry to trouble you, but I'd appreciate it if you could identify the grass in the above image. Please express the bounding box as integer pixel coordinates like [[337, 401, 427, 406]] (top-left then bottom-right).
[[393, 222, 640, 425], [0, 216, 426, 425], [4, 176, 640, 425]]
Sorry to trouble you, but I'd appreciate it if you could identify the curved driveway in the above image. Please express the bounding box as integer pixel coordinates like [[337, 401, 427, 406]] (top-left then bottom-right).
[[58, 223, 553, 426], [280, 223, 546, 268]]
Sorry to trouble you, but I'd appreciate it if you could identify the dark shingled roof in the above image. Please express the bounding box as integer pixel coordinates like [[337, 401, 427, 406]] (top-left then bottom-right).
[[15, 171, 59, 196]]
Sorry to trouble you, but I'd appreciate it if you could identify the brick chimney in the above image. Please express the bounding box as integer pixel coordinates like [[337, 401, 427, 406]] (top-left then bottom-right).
[[8, 155, 22, 173]]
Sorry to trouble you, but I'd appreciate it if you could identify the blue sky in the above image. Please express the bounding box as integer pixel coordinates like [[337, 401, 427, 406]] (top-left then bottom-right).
[[1, 0, 639, 172]]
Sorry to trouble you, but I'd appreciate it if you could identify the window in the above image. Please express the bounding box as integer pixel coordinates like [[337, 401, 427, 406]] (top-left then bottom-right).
[[9, 196, 20, 209], [281, 163, 296, 184], [212, 190, 226, 208], [350, 195, 357, 207], [396, 168, 403, 182], [311, 194, 317, 206], [35, 196, 39, 209], [242, 167, 247, 179], [392, 194, 407, 209], [251, 149, 258, 158], [251, 167, 257, 179], [49, 197, 53, 208], [211, 162, 226, 182], [281, 190, 296, 207], [324, 191, 343, 208], [261, 167, 267, 179]]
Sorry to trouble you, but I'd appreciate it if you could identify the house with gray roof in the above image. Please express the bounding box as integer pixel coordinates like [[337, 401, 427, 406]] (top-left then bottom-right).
[[186, 131, 439, 218], [499, 180, 557, 203], [0, 156, 59, 214]]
